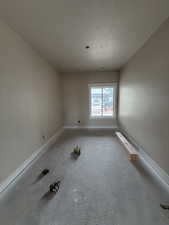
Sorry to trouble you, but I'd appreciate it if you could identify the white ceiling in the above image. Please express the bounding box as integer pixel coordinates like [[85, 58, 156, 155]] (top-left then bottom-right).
[[0, 0, 169, 72]]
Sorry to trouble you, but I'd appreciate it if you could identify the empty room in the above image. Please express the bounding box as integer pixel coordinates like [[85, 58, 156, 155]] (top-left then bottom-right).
[[0, 0, 169, 224]]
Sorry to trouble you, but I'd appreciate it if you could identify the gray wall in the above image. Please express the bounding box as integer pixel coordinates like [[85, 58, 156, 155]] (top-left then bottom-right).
[[61, 72, 119, 128], [0, 20, 63, 183], [119, 18, 169, 174]]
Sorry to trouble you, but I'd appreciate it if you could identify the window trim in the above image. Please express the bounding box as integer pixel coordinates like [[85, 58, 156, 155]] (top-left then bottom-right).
[[88, 83, 118, 119]]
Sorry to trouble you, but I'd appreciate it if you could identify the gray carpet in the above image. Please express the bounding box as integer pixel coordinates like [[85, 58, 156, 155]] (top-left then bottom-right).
[[0, 130, 169, 225]]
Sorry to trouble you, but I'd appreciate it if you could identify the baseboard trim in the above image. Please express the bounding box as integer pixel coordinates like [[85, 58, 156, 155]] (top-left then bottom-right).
[[119, 127, 169, 190], [63, 125, 118, 130], [0, 127, 64, 194], [139, 149, 169, 188]]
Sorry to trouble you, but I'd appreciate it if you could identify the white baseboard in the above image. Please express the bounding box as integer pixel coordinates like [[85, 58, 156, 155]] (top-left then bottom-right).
[[139, 149, 169, 189], [0, 127, 64, 194], [63, 125, 118, 130], [120, 127, 169, 190]]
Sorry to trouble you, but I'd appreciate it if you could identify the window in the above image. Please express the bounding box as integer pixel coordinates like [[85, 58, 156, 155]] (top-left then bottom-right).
[[89, 84, 116, 118]]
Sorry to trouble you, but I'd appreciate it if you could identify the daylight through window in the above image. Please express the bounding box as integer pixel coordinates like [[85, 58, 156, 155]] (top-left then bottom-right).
[[90, 85, 115, 118]]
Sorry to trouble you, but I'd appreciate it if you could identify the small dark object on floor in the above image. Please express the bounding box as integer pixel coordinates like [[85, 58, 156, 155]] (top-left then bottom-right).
[[160, 204, 169, 210], [42, 169, 50, 176], [71, 145, 81, 158], [49, 181, 61, 193]]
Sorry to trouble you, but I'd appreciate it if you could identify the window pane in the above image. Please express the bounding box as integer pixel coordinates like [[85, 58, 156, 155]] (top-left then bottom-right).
[[103, 87, 113, 116], [91, 87, 102, 116]]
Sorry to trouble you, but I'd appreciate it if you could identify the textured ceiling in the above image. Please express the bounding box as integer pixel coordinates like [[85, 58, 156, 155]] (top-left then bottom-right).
[[0, 0, 169, 72]]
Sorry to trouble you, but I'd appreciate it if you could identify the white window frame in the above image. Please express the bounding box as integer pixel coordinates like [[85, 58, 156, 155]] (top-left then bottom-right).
[[88, 83, 117, 119]]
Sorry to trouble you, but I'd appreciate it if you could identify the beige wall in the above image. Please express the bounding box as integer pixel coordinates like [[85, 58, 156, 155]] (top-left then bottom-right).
[[119, 18, 169, 174], [61, 72, 119, 128], [0, 20, 63, 183]]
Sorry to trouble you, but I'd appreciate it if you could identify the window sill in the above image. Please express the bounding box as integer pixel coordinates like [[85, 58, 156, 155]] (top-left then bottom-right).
[[89, 116, 114, 120]]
